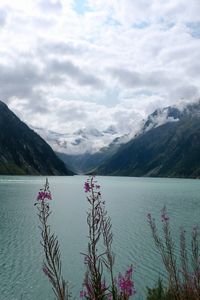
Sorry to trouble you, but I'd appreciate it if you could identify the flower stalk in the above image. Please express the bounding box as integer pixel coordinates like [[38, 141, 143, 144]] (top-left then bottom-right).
[[148, 206, 200, 300], [35, 178, 70, 300], [81, 177, 136, 300]]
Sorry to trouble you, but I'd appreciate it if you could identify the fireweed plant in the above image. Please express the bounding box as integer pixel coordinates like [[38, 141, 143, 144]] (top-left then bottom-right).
[[35, 179, 70, 300], [147, 207, 200, 300], [35, 177, 136, 300], [80, 177, 136, 300]]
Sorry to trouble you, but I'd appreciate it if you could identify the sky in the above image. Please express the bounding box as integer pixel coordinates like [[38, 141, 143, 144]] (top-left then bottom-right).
[[0, 0, 200, 136]]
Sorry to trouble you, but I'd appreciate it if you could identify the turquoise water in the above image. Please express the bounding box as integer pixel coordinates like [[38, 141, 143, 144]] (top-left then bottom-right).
[[0, 175, 200, 300]]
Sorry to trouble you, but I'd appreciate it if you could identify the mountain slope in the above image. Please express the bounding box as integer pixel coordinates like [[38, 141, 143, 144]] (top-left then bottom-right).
[[56, 134, 130, 174], [96, 102, 200, 178], [0, 101, 73, 175], [33, 125, 121, 155]]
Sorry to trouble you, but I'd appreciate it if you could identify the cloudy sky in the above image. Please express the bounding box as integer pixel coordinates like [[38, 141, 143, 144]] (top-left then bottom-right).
[[1, 0, 200, 136]]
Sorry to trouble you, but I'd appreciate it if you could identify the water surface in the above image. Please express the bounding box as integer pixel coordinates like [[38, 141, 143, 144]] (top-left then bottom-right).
[[0, 176, 200, 300]]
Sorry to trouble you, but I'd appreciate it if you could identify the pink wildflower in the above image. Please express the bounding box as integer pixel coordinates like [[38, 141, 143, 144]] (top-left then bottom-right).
[[118, 266, 136, 297], [126, 266, 133, 276], [161, 206, 169, 222], [84, 182, 90, 193], [161, 213, 169, 222], [42, 266, 50, 278], [80, 290, 87, 298], [37, 191, 52, 201]]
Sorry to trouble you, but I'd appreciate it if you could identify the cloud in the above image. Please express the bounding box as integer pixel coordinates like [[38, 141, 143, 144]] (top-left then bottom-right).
[[0, 0, 200, 153], [109, 68, 175, 90], [109, 67, 198, 102], [40, 40, 85, 56], [47, 58, 104, 88], [0, 8, 7, 27], [169, 84, 199, 100], [9, 97, 143, 141], [104, 0, 200, 25], [38, 0, 62, 13], [0, 62, 43, 100]]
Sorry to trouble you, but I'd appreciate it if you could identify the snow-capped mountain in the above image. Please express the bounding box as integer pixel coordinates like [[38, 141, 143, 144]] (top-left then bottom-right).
[[31, 125, 129, 155], [96, 100, 200, 178], [136, 100, 200, 136], [32, 101, 200, 157], [140, 106, 180, 133], [32, 100, 200, 175]]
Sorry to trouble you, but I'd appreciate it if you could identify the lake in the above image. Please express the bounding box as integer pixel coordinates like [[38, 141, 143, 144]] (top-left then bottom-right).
[[0, 175, 200, 300]]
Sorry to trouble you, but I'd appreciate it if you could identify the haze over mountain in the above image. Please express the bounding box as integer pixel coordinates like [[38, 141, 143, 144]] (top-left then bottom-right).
[[33, 99, 200, 177], [1, 97, 200, 178], [0, 101, 73, 175], [56, 135, 129, 174], [32, 125, 125, 155], [33, 124, 132, 173], [95, 101, 200, 178]]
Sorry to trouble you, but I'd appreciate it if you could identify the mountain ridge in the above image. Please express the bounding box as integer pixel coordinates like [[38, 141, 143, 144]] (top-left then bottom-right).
[[95, 101, 200, 178], [0, 101, 73, 175]]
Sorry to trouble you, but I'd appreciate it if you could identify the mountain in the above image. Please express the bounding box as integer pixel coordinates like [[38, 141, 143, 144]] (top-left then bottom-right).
[[32, 125, 128, 156], [140, 106, 181, 133], [33, 125, 131, 174], [95, 101, 200, 178], [56, 134, 129, 174], [0, 101, 73, 175]]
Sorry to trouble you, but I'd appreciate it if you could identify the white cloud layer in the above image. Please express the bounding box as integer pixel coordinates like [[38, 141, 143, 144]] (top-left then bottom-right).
[[0, 0, 200, 150]]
